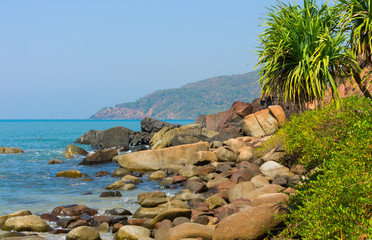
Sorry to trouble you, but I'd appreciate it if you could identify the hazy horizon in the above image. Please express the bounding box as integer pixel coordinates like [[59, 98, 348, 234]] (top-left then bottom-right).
[[1, 1, 277, 119]]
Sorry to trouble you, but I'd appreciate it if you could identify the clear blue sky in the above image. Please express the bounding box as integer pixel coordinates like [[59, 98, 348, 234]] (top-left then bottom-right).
[[0, 0, 278, 119]]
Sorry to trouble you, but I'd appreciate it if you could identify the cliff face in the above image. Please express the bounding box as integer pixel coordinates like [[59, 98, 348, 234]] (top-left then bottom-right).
[[90, 71, 261, 119]]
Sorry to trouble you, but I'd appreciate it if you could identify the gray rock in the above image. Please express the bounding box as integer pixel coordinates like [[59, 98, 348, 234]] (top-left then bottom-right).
[[141, 117, 181, 133]]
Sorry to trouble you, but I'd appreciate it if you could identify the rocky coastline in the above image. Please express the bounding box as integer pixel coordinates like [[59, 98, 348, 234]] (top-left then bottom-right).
[[0, 101, 304, 240]]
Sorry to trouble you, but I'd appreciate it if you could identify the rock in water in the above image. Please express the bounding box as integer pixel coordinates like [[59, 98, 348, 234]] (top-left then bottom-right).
[[1, 215, 52, 232], [0, 147, 24, 154], [79, 149, 118, 165], [75, 126, 135, 149], [56, 170, 83, 178], [63, 145, 89, 158]]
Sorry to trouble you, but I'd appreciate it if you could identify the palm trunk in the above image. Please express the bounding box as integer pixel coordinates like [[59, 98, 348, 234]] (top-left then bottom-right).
[[353, 72, 372, 101]]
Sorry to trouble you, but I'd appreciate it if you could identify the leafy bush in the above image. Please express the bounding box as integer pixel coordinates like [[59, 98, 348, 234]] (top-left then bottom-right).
[[263, 97, 372, 239]]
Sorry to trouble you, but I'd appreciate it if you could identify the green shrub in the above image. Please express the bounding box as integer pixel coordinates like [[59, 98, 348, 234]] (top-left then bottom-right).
[[266, 96, 372, 239]]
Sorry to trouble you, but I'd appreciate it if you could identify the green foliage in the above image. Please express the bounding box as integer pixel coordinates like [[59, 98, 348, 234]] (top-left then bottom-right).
[[257, 0, 355, 109], [270, 97, 372, 239], [338, 0, 372, 63]]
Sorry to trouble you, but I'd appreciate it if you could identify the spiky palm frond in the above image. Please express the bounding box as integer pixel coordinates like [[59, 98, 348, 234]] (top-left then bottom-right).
[[257, 0, 355, 109]]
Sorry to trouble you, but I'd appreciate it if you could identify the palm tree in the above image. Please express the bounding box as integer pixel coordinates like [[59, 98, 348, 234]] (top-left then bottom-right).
[[256, 0, 368, 110], [338, 0, 372, 99]]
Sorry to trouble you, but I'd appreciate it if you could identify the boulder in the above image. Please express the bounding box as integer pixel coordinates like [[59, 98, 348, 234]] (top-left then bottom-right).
[[268, 105, 287, 127], [230, 162, 260, 183], [138, 192, 167, 208], [133, 206, 167, 219], [117, 142, 209, 171], [75, 126, 135, 149], [1, 215, 51, 232], [141, 117, 180, 133], [149, 124, 218, 149], [205, 111, 228, 132], [56, 169, 83, 178], [51, 204, 98, 217], [163, 222, 214, 240], [154, 219, 173, 240], [79, 149, 118, 165], [194, 151, 217, 164], [212, 204, 286, 240], [130, 132, 153, 146], [149, 208, 192, 228], [0, 147, 24, 154], [242, 114, 265, 137], [170, 134, 209, 147], [214, 199, 252, 221], [179, 165, 199, 178], [223, 139, 246, 154], [48, 159, 63, 164], [206, 195, 227, 209], [63, 145, 89, 158], [185, 180, 206, 193], [148, 170, 167, 181], [116, 225, 151, 240], [237, 147, 254, 162], [215, 101, 253, 135], [111, 167, 131, 177], [206, 177, 230, 189], [227, 182, 257, 202], [66, 226, 101, 240], [239, 184, 284, 201], [251, 193, 289, 206], [250, 175, 271, 188], [255, 109, 279, 135], [260, 161, 290, 178], [0, 210, 32, 228], [215, 147, 238, 162]]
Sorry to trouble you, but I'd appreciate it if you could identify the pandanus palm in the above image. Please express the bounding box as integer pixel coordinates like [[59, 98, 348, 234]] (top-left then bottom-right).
[[257, 0, 370, 109], [338, 0, 372, 98]]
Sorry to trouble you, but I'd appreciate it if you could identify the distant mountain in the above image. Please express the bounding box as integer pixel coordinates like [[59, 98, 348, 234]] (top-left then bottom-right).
[[90, 71, 261, 119]]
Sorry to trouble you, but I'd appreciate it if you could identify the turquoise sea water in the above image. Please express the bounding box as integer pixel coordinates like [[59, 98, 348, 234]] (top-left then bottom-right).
[[0, 119, 194, 216]]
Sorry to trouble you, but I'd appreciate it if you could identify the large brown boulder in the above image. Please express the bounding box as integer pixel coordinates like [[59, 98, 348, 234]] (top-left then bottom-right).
[[242, 105, 287, 137], [0, 147, 24, 154], [149, 124, 218, 149], [163, 222, 214, 240], [75, 126, 135, 149], [212, 204, 286, 240], [116, 142, 209, 171], [205, 111, 228, 131], [79, 149, 118, 165], [1, 215, 52, 232], [216, 101, 253, 135]]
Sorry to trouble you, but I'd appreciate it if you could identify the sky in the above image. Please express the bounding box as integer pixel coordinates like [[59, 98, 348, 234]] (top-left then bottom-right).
[[0, 0, 278, 119]]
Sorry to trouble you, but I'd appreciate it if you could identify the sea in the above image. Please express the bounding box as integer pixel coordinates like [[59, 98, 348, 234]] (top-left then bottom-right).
[[0, 119, 193, 231]]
